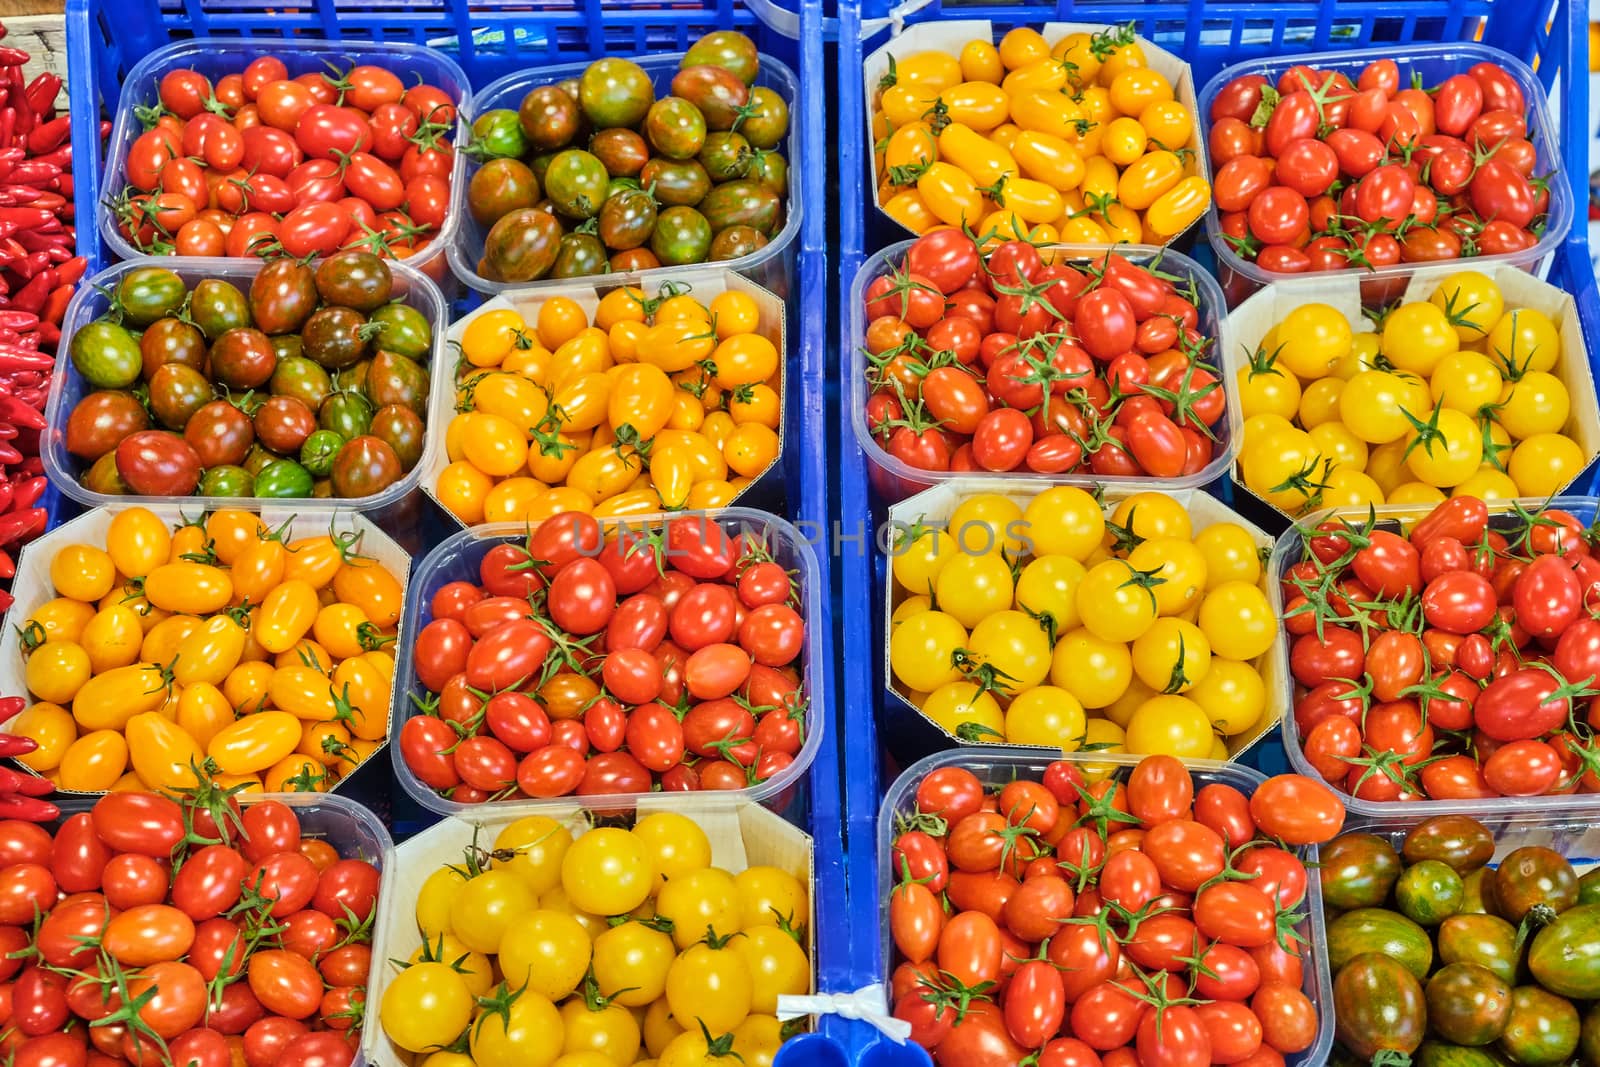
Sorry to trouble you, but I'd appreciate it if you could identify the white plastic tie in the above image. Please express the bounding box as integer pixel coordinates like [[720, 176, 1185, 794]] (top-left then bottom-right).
[[862, 0, 938, 41], [775, 983, 914, 1044]]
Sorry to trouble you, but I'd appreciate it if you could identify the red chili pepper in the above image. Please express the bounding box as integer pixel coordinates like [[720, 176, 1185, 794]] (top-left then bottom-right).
[[0, 397, 42, 430], [28, 192, 63, 214], [0, 48, 29, 67], [0, 206, 52, 229], [24, 73, 59, 117], [35, 322, 57, 346], [9, 67, 32, 139], [0, 795, 59, 823], [0, 552, 16, 581], [0, 766, 52, 796], [11, 474, 45, 508], [14, 229, 66, 253], [8, 161, 59, 188], [53, 255, 83, 286], [9, 267, 52, 312], [0, 349, 51, 371], [0, 696, 24, 724], [39, 282, 70, 326], [0, 506, 43, 545], [34, 143, 67, 169], [15, 455, 40, 476]]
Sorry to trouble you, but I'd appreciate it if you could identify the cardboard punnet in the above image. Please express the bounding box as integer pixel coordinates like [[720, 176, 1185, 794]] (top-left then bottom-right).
[[429, 269, 787, 527], [861, 21, 1209, 243], [882, 478, 1288, 764], [361, 797, 815, 1067], [0, 505, 412, 795], [1223, 263, 1600, 524]]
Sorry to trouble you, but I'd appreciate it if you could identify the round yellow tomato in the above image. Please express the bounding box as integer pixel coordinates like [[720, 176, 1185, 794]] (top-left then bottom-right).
[[1497, 372, 1570, 439], [934, 554, 1013, 629], [1076, 559, 1159, 643], [1452, 466, 1520, 502], [1198, 581, 1276, 661], [1024, 486, 1104, 559], [1404, 406, 1483, 487], [1126, 695, 1214, 759], [1107, 492, 1191, 545], [1186, 657, 1267, 737], [1192, 523, 1261, 589], [967, 610, 1051, 692], [593, 921, 675, 1007], [922, 681, 1004, 742], [1339, 371, 1430, 445], [51, 545, 116, 603], [1509, 433, 1585, 497], [1127, 538, 1207, 617], [380, 962, 474, 1054], [632, 812, 711, 889], [889, 610, 966, 694], [1429, 271, 1504, 343], [1005, 685, 1086, 749], [563, 827, 653, 916], [499, 909, 592, 1000], [25, 641, 91, 704], [658, 867, 742, 949], [1322, 468, 1386, 509], [1298, 378, 1344, 429], [1383, 302, 1459, 375], [1049, 627, 1133, 709], [1487, 307, 1559, 374], [1131, 617, 1212, 694], [435, 460, 495, 524], [1430, 351, 1503, 413], [12, 702, 74, 771], [1013, 555, 1085, 636], [1275, 305, 1352, 379]]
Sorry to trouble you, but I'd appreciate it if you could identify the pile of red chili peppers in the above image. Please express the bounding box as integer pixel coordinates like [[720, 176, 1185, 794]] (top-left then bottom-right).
[[0, 28, 97, 633]]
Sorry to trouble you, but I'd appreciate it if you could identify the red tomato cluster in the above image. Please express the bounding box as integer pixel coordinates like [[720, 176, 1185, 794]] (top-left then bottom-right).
[[0, 788, 379, 1067], [398, 513, 809, 802], [861, 231, 1225, 479], [888, 756, 1345, 1066], [1210, 58, 1549, 277], [114, 57, 458, 261], [1286, 495, 1600, 802]]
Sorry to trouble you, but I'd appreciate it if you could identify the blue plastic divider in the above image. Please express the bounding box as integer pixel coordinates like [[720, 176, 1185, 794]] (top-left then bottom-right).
[[835, 1, 1598, 1063], [63, 0, 850, 1059]]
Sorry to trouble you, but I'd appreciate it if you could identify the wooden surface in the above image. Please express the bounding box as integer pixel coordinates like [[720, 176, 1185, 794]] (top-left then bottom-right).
[[0, 2, 65, 15]]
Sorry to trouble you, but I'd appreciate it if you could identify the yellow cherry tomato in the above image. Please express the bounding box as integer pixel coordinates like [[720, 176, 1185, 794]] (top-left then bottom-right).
[[71, 663, 170, 731], [106, 508, 171, 578], [125, 712, 202, 792], [1404, 406, 1483, 487], [922, 680, 1004, 742], [330, 559, 403, 628], [1340, 371, 1431, 445], [1487, 307, 1560, 374], [1146, 176, 1211, 238], [1005, 685, 1087, 748], [208, 710, 302, 774], [883, 187, 938, 232], [880, 82, 939, 128], [1429, 271, 1505, 344], [51, 545, 116, 603], [1509, 433, 1586, 497], [1012, 91, 1087, 142], [1198, 581, 1276, 661], [1452, 467, 1521, 502], [1389, 481, 1448, 506], [1128, 538, 1208, 617], [58, 729, 128, 792], [171, 615, 247, 687], [1126, 695, 1214, 759], [889, 610, 966, 692], [595, 287, 649, 331], [1497, 372, 1570, 438], [143, 562, 232, 615], [1139, 99, 1194, 150], [12, 702, 74, 772], [536, 295, 589, 350], [1117, 151, 1182, 210], [1131, 618, 1212, 694], [712, 334, 779, 390], [462, 308, 533, 368], [937, 122, 1016, 187], [1309, 421, 1368, 472], [79, 606, 144, 675], [471, 372, 550, 436], [958, 39, 1003, 82], [937, 82, 1010, 130], [916, 162, 984, 228], [175, 683, 232, 752], [255, 580, 319, 654], [724, 423, 779, 478], [435, 460, 495, 524], [23, 597, 96, 646], [1077, 559, 1160, 643], [1383, 302, 1459, 375], [1298, 378, 1345, 429], [1431, 351, 1503, 413]]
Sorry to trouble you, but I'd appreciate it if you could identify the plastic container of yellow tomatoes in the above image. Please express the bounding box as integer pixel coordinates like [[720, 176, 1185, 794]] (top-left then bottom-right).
[[0, 504, 411, 799], [364, 796, 815, 1067], [1224, 262, 1600, 528], [430, 268, 787, 528], [880, 478, 1288, 771], [862, 21, 1211, 247]]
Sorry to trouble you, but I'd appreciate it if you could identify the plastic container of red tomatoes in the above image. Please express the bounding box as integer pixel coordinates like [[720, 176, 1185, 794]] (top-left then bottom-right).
[[98, 38, 472, 282], [1274, 496, 1600, 817], [389, 508, 825, 816], [874, 749, 1335, 1067], [847, 241, 1239, 503], [1196, 43, 1571, 306], [42, 256, 447, 529], [447, 52, 802, 300]]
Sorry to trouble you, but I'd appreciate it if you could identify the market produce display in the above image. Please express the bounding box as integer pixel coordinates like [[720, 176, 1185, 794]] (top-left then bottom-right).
[[886, 754, 1345, 1062], [0, 786, 382, 1067], [399, 511, 809, 803], [1235, 270, 1590, 516], [858, 233, 1227, 479], [1321, 813, 1600, 1063], [109, 53, 460, 262], [1283, 494, 1600, 802], [59, 252, 434, 501], [888, 487, 1277, 756], [6, 506, 402, 793], [377, 809, 809, 1064], [464, 30, 791, 284], [868, 24, 1211, 243], [438, 281, 780, 525], [1207, 51, 1558, 276]]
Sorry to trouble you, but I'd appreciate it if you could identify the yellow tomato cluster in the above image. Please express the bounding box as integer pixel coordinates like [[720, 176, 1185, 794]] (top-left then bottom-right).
[[887, 489, 1274, 761], [380, 812, 810, 1067], [871, 24, 1210, 246], [1237, 271, 1585, 516], [10, 507, 401, 794], [439, 286, 783, 526]]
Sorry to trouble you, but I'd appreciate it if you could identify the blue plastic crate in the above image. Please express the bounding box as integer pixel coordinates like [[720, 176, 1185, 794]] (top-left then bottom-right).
[[834, 1, 1599, 1063], [63, 0, 847, 1061]]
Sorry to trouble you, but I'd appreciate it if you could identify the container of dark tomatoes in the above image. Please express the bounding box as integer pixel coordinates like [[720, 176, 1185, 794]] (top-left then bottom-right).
[[848, 232, 1238, 503], [1198, 44, 1569, 306], [1275, 494, 1600, 814], [0, 785, 390, 1067], [97, 38, 471, 284], [877, 748, 1346, 1066], [390, 508, 823, 814]]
